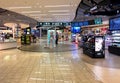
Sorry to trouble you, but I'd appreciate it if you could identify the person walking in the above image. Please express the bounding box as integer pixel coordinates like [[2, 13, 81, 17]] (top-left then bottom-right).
[[55, 32, 59, 45]]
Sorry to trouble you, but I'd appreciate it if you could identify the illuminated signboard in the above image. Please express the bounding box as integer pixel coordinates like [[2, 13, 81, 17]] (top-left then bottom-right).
[[37, 22, 71, 27], [94, 18, 102, 24]]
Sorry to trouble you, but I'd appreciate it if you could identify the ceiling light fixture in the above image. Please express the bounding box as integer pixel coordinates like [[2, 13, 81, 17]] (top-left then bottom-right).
[[21, 11, 41, 14], [34, 17, 40, 18], [45, 5, 71, 8], [7, 6, 32, 9], [48, 10, 69, 12], [52, 13, 70, 16], [30, 14, 47, 16]]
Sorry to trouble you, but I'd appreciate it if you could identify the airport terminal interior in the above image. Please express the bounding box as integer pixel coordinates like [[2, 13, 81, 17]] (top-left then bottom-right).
[[1, 0, 120, 83]]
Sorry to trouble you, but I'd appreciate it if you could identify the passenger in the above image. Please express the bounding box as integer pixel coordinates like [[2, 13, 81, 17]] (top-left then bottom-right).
[[55, 32, 59, 45]]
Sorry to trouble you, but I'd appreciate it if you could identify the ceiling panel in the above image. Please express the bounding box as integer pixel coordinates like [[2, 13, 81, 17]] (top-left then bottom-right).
[[0, 9, 37, 27], [0, 0, 81, 22], [93, 0, 104, 4]]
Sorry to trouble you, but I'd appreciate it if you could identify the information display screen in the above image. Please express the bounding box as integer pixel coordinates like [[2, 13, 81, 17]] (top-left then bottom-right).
[[71, 27, 81, 33], [95, 37, 104, 52], [109, 17, 120, 30]]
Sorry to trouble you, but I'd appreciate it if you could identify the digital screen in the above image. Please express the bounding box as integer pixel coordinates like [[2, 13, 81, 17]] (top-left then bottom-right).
[[95, 37, 103, 51], [71, 27, 81, 33], [109, 17, 120, 30], [94, 18, 102, 24]]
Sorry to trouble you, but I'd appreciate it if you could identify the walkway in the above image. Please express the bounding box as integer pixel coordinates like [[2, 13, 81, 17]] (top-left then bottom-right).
[[0, 43, 102, 83]]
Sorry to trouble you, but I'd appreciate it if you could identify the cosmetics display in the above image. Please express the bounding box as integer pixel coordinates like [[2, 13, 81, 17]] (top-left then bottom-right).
[[83, 35, 105, 58]]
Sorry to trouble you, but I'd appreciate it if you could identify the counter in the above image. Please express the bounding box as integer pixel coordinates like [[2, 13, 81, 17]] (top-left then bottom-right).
[[0, 41, 17, 50], [108, 46, 120, 55]]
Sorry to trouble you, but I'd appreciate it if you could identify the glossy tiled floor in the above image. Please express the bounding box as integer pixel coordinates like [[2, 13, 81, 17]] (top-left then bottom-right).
[[84, 50, 120, 83], [0, 43, 120, 83]]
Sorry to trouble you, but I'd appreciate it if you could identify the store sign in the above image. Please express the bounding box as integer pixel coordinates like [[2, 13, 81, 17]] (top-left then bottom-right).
[[88, 18, 103, 25], [71, 21, 88, 27], [37, 22, 71, 27], [94, 18, 102, 24]]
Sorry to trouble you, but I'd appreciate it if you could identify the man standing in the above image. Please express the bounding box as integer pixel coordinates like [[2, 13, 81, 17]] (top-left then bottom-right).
[[55, 32, 59, 45]]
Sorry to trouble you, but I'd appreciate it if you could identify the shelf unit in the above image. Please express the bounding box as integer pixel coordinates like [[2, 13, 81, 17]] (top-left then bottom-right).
[[108, 31, 120, 55], [111, 31, 120, 47]]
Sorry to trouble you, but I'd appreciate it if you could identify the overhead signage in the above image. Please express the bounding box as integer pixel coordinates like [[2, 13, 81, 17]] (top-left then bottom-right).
[[37, 22, 71, 27], [71, 21, 88, 27], [94, 18, 102, 24]]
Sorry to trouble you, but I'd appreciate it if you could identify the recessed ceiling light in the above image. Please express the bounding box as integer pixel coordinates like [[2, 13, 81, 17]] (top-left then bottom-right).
[[21, 11, 41, 14], [45, 5, 71, 8], [7, 6, 32, 9], [48, 10, 69, 13]]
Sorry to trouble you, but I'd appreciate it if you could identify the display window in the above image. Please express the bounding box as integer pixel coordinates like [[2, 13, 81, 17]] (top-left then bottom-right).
[[95, 37, 104, 51], [0, 30, 16, 43]]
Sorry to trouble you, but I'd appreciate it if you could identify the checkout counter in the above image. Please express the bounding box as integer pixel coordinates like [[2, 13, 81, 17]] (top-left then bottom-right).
[[108, 46, 120, 55], [0, 41, 17, 50], [0, 37, 17, 50]]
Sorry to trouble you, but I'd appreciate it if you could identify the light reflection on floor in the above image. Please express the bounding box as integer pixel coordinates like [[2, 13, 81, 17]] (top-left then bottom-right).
[[0, 45, 120, 83], [0, 48, 103, 83]]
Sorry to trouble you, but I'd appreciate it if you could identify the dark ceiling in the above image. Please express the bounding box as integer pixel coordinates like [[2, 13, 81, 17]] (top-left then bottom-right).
[[74, 0, 120, 21]]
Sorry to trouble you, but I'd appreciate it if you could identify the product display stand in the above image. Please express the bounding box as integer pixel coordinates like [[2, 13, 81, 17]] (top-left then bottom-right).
[[108, 31, 120, 55], [21, 27, 31, 45], [83, 36, 105, 58]]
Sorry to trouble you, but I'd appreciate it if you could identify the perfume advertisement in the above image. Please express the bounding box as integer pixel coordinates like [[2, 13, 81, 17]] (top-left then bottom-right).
[[95, 37, 103, 52]]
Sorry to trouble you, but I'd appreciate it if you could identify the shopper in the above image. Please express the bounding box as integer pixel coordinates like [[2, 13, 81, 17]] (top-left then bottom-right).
[[32, 35, 36, 43], [61, 34, 64, 42], [55, 32, 59, 45], [49, 31, 54, 48]]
